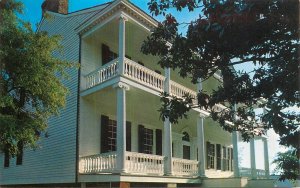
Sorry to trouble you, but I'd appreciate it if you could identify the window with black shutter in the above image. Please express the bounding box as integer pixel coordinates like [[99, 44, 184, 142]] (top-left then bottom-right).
[[207, 142, 215, 169], [101, 115, 131, 153], [155, 129, 162, 155], [138, 125, 153, 154], [16, 141, 23, 165], [101, 115, 110, 153]]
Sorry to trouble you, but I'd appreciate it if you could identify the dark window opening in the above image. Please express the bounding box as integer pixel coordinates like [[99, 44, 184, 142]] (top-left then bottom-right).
[[207, 142, 215, 169], [182, 132, 190, 142], [138, 125, 153, 154], [102, 44, 118, 65], [183, 145, 191, 160], [16, 141, 23, 165], [155, 129, 162, 155], [4, 146, 9, 168]]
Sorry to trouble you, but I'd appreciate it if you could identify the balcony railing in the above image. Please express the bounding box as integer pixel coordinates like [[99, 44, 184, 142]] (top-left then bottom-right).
[[173, 158, 199, 176], [83, 58, 196, 99], [125, 151, 164, 175], [85, 59, 119, 89], [79, 152, 199, 176], [124, 58, 165, 92], [79, 152, 117, 173], [240, 167, 267, 179]]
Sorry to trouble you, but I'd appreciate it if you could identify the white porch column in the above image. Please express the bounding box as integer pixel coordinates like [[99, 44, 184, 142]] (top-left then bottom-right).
[[164, 118, 173, 175], [250, 138, 257, 179], [163, 67, 173, 175], [262, 137, 270, 178], [197, 115, 206, 177], [232, 104, 240, 177], [232, 131, 240, 177], [118, 14, 127, 75], [114, 82, 129, 173]]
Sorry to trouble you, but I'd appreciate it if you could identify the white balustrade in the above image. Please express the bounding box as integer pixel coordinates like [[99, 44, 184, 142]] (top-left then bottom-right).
[[125, 152, 164, 175], [85, 59, 118, 89], [172, 158, 198, 176], [240, 167, 267, 179], [124, 58, 165, 92], [170, 81, 198, 104], [79, 152, 117, 174]]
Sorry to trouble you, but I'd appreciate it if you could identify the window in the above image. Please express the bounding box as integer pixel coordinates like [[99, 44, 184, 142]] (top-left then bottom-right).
[[101, 44, 117, 65], [155, 129, 162, 155], [143, 128, 153, 154], [207, 142, 215, 169], [107, 119, 117, 152], [138, 125, 153, 154], [182, 132, 191, 160], [183, 145, 191, 159], [4, 146, 9, 168], [101, 115, 131, 153], [16, 141, 24, 165], [182, 132, 190, 142]]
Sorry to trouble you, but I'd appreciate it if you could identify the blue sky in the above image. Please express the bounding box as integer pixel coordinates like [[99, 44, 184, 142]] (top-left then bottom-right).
[[18, 0, 284, 173], [20, 0, 200, 32]]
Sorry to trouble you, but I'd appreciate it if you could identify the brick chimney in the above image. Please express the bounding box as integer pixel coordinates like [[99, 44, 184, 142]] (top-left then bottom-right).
[[42, 0, 68, 15]]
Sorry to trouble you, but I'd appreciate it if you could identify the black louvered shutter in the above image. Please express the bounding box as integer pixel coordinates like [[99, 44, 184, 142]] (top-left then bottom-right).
[[101, 115, 109, 153], [155, 129, 162, 155], [138, 125, 144, 153], [126, 121, 131, 151]]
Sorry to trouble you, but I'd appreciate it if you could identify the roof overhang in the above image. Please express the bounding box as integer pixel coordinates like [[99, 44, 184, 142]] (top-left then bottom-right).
[[76, 0, 159, 37]]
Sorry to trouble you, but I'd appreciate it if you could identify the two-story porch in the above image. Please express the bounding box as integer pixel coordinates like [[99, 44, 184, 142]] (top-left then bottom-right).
[[76, 0, 271, 186]]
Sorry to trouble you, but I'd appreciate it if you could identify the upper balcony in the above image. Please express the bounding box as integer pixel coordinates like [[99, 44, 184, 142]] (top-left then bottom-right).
[[82, 57, 197, 101]]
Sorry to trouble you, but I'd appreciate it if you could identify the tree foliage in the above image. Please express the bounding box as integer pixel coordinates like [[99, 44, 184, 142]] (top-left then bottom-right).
[[142, 0, 299, 180], [273, 149, 299, 181], [0, 0, 72, 157]]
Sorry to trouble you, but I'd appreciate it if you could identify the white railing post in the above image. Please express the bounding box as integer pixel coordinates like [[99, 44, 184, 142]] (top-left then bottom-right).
[[250, 138, 257, 179], [118, 14, 127, 75], [114, 82, 130, 173]]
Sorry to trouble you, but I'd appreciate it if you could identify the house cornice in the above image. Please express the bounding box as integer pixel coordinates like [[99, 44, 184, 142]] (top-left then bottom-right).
[[75, 0, 158, 36]]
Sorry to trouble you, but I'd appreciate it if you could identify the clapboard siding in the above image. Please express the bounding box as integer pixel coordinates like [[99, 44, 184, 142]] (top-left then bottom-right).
[[0, 7, 107, 185]]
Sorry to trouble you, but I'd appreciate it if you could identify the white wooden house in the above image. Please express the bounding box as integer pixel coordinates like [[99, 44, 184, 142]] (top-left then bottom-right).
[[0, 0, 273, 187]]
